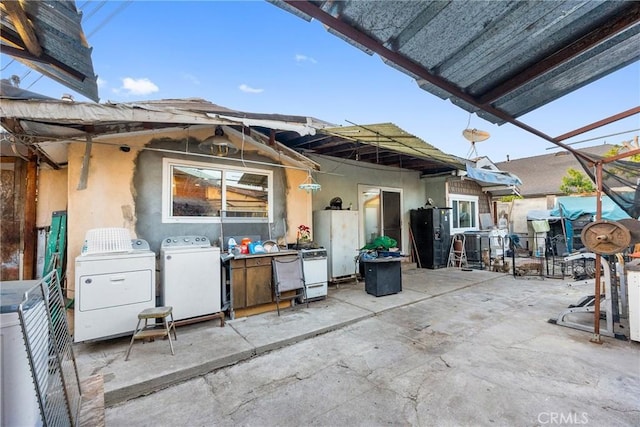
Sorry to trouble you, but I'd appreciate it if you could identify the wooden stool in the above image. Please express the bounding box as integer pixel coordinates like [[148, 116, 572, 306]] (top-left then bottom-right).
[[125, 306, 177, 361]]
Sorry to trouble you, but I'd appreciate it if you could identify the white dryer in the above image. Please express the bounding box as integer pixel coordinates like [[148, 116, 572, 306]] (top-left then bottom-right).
[[160, 236, 221, 322], [74, 239, 155, 342]]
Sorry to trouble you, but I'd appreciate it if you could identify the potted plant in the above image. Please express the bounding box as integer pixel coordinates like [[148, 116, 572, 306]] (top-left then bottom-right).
[[296, 224, 312, 249]]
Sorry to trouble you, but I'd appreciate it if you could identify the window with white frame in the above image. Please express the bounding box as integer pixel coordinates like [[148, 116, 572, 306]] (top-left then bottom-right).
[[162, 158, 272, 223], [450, 194, 479, 233]]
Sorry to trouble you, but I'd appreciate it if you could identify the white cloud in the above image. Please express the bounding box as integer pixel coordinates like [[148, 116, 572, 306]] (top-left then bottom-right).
[[239, 84, 264, 94], [119, 77, 159, 96], [96, 76, 107, 88], [295, 54, 317, 64], [182, 73, 200, 85]]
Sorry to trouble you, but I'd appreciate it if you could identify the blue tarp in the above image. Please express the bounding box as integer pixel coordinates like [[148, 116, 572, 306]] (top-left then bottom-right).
[[465, 163, 522, 186], [550, 196, 631, 221], [545, 196, 631, 253]]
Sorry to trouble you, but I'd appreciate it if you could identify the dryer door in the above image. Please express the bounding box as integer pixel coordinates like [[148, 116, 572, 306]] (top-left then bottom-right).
[[78, 269, 153, 311]]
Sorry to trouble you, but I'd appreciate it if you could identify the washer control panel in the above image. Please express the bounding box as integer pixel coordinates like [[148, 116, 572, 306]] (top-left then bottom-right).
[[131, 239, 151, 251], [161, 235, 211, 248]]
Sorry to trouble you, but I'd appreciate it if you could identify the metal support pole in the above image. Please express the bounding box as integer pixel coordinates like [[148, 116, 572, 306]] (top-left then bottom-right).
[[590, 163, 604, 344]]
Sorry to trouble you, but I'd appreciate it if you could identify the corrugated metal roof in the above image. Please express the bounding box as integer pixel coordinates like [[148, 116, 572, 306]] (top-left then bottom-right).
[[322, 123, 463, 170], [1, 0, 99, 101], [273, 122, 464, 174], [270, 0, 639, 131]]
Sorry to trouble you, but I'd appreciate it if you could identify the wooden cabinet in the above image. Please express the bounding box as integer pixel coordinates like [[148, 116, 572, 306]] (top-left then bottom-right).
[[230, 252, 297, 310], [229, 250, 296, 319], [231, 256, 272, 309]]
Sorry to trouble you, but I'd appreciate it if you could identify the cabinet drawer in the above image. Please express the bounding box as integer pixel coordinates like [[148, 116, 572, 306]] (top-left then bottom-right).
[[230, 259, 246, 269], [246, 257, 270, 268]]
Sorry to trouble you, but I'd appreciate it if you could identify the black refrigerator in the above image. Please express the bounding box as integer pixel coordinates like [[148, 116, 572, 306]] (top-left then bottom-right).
[[410, 208, 451, 269]]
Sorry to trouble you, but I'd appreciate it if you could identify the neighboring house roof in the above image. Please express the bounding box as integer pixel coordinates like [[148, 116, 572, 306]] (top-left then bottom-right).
[[494, 144, 615, 197], [271, 1, 640, 145], [0, 0, 99, 102]]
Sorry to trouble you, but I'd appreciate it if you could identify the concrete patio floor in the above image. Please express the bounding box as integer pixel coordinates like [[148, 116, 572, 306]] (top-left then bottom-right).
[[72, 265, 640, 426]]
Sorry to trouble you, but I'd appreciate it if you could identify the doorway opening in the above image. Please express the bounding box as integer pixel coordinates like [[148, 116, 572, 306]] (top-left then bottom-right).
[[359, 185, 402, 250]]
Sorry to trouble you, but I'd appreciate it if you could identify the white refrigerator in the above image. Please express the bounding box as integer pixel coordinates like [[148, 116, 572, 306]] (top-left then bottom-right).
[[313, 210, 359, 281]]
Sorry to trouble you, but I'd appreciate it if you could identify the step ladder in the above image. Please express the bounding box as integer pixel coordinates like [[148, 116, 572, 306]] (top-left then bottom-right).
[[43, 210, 67, 283], [447, 233, 468, 268]]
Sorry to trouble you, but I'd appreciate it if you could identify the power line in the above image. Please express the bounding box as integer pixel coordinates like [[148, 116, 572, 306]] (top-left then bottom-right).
[[87, 1, 133, 38], [1, 58, 15, 71], [545, 129, 640, 150], [82, 1, 108, 22], [19, 1, 132, 92], [25, 74, 45, 90]]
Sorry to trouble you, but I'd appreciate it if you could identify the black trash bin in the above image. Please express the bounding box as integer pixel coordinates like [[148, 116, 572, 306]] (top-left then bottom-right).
[[363, 258, 402, 297]]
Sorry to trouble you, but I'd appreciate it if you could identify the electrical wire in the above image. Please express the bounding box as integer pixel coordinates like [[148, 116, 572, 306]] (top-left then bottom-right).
[[17, 1, 132, 93], [25, 74, 45, 90], [1, 58, 15, 71], [81, 1, 107, 22], [86, 0, 132, 38], [544, 129, 640, 150]]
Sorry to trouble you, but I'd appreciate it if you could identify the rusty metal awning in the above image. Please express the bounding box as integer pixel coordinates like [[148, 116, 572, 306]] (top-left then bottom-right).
[[270, 0, 640, 157]]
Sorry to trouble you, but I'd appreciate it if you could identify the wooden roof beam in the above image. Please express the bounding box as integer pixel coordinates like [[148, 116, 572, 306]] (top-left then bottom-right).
[[1, 28, 86, 80], [2, 0, 42, 57]]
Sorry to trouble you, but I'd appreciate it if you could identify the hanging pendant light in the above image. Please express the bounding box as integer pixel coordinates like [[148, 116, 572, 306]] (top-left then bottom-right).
[[199, 125, 238, 157], [298, 170, 321, 193]]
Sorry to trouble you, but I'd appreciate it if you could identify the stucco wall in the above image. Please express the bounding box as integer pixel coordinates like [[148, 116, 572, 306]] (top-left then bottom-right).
[[510, 197, 549, 234], [308, 154, 427, 254], [66, 138, 140, 298], [61, 128, 309, 296], [36, 168, 68, 227], [285, 168, 312, 243], [132, 137, 296, 251]]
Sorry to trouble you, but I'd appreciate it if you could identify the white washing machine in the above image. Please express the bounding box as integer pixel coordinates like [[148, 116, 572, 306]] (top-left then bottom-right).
[[160, 236, 221, 322], [74, 240, 156, 342]]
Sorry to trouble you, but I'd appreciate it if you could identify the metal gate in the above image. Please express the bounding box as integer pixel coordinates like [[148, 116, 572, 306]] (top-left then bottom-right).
[[18, 271, 82, 426]]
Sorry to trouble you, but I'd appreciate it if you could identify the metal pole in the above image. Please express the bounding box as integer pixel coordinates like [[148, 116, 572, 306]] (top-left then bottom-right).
[[590, 163, 604, 344]]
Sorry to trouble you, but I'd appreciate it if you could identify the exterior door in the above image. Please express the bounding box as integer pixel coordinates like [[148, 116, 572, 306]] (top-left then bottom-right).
[[382, 191, 401, 249], [359, 186, 402, 250]]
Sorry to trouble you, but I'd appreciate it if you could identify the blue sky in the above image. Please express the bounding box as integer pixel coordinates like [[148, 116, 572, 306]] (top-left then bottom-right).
[[3, 0, 639, 162]]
